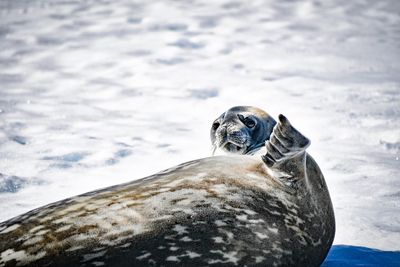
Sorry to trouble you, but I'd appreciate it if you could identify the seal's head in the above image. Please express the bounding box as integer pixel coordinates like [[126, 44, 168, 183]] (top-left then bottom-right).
[[211, 106, 276, 155]]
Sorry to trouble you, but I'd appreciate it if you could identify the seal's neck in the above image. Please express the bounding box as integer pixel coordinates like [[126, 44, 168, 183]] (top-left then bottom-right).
[[245, 145, 265, 156], [211, 145, 265, 157]]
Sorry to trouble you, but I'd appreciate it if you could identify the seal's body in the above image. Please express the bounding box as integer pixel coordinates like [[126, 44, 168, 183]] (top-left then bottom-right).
[[0, 112, 335, 267]]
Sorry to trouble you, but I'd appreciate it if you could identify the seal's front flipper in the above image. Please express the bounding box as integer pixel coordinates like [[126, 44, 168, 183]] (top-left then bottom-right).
[[262, 114, 310, 185]]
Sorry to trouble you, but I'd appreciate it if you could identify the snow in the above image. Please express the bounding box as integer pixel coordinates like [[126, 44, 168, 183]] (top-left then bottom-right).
[[0, 0, 399, 259]]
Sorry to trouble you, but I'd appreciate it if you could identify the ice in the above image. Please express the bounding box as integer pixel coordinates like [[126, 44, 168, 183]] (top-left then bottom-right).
[[0, 0, 399, 259]]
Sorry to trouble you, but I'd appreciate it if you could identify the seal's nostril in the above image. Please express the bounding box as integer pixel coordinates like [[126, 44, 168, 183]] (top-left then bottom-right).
[[212, 121, 220, 130], [219, 127, 227, 136]]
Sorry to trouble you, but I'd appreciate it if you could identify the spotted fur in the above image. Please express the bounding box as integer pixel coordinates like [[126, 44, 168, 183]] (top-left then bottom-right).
[[0, 154, 334, 266], [0, 111, 335, 267]]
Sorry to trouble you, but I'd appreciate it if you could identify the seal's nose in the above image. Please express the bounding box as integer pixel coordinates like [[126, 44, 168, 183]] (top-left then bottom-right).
[[219, 126, 227, 135]]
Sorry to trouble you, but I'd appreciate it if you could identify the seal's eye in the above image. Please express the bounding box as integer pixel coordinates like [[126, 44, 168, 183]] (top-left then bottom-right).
[[238, 114, 256, 128], [244, 118, 256, 128], [212, 121, 220, 130]]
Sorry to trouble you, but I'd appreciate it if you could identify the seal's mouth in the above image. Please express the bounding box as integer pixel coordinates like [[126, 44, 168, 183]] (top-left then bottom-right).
[[211, 139, 249, 156], [223, 141, 244, 153], [212, 129, 249, 155]]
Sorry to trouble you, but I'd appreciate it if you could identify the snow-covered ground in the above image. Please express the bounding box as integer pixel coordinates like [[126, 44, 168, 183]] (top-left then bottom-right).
[[0, 0, 399, 258]]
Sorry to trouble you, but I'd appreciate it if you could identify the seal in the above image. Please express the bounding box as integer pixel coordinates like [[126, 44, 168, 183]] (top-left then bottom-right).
[[0, 113, 335, 267], [211, 106, 277, 155]]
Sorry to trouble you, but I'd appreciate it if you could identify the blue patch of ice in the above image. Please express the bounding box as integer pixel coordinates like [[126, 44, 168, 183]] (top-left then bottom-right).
[[189, 88, 219, 100], [165, 23, 188, 32], [149, 23, 188, 32], [156, 57, 186, 65], [106, 149, 133, 165], [42, 152, 89, 162], [0, 173, 44, 193], [168, 39, 204, 49], [0, 73, 23, 84], [115, 149, 132, 158], [126, 17, 142, 24], [10, 135, 27, 145], [197, 16, 219, 28], [380, 140, 400, 151]]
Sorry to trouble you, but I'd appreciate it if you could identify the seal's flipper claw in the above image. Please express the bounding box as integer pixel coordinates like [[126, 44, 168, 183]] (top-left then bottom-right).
[[276, 114, 310, 151], [265, 140, 284, 162], [274, 127, 294, 149], [269, 135, 290, 154], [278, 114, 290, 127], [263, 114, 310, 172], [262, 153, 275, 167]]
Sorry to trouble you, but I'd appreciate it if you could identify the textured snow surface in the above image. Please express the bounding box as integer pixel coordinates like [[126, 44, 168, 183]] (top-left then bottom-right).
[[0, 0, 399, 254]]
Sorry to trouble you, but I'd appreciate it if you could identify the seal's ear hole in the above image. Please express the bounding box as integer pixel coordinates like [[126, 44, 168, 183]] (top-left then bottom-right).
[[212, 121, 220, 130], [238, 114, 256, 128]]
